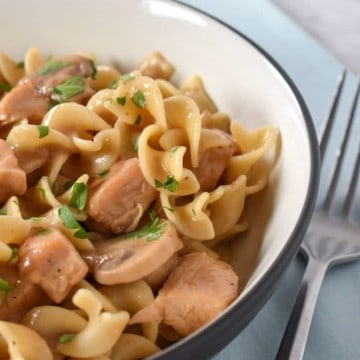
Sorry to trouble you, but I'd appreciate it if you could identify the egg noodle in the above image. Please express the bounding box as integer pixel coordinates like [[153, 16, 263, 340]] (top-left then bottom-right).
[[0, 48, 277, 359]]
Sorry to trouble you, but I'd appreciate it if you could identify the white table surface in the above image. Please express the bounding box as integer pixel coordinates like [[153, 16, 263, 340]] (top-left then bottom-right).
[[179, 1, 360, 359]]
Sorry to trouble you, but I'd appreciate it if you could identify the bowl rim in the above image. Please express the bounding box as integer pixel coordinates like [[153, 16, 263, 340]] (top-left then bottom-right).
[[147, 1, 321, 359]]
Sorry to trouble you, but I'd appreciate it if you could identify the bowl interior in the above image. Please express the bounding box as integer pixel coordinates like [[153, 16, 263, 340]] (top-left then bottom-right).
[[0, 0, 318, 356]]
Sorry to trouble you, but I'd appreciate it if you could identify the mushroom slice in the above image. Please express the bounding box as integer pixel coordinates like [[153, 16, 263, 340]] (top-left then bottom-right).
[[83, 220, 183, 285]]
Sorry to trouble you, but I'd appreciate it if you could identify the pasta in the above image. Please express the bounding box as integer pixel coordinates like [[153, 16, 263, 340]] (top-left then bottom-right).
[[0, 48, 278, 359]]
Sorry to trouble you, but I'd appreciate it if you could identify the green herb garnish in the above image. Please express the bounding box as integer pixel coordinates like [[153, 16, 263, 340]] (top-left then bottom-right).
[[0, 83, 11, 92], [121, 211, 166, 241], [107, 73, 135, 89], [58, 205, 87, 239], [164, 176, 179, 192], [169, 146, 180, 157], [36, 125, 49, 138], [131, 89, 146, 108], [116, 96, 126, 106], [154, 175, 179, 192], [133, 136, 139, 153], [37, 60, 71, 76], [119, 73, 135, 82], [37, 229, 52, 235], [0, 277, 12, 308], [154, 179, 163, 189], [7, 247, 18, 264], [16, 61, 24, 68], [134, 114, 142, 125], [97, 169, 109, 178], [53, 75, 85, 103], [58, 333, 77, 344], [89, 59, 97, 80], [0, 207, 7, 216], [69, 182, 87, 211], [63, 180, 75, 190], [107, 79, 119, 89], [0, 278, 12, 294]]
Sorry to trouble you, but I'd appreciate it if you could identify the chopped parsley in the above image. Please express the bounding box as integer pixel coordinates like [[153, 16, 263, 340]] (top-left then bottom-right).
[[0, 207, 7, 216], [7, 247, 18, 264], [0, 277, 12, 308], [63, 180, 75, 190], [119, 73, 135, 83], [133, 136, 139, 153], [58, 333, 77, 344], [37, 229, 52, 235], [89, 59, 97, 80], [0, 83, 11, 92], [169, 146, 180, 157], [97, 169, 109, 178], [154, 179, 163, 188], [36, 125, 49, 138], [154, 175, 179, 192], [69, 182, 87, 211], [16, 61, 24, 68], [107, 79, 120, 89], [107, 73, 135, 89], [116, 96, 126, 106], [131, 89, 146, 108], [162, 206, 175, 213], [0, 278, 12, 294], [121, 211, 166, 242], [53, 75, 85, 103], [37, 60, 71, 76], [134, 114, 142, 125], [58, 205, 87, 239]]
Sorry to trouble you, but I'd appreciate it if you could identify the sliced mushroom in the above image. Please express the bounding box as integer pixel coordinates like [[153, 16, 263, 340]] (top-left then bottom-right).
[[83, 220, 183, 285]]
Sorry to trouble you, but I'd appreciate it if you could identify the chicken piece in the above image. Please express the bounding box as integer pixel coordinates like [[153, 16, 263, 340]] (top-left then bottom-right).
[[0, 82, 49, 123], [130, 252, 239, 336], [0, 264, 50, 321], [191, 129, 237, 191], [0, 55, 95, 124], [0, 139, 27, 203], [83, 220, 183, 285], [18, 228, 88, 303], [87, 158, 158, 234], [138, 51, 175, 80]]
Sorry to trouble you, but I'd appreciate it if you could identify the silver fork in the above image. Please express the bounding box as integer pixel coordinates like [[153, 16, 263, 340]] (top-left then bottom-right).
[[275, 71, 360, 360]]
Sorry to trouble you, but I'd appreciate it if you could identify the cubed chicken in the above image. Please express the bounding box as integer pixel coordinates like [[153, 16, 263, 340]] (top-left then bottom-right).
[[0, 264, 50, 321], [87, 158, 158, 234], [18, 228, 88, 303], [130, 252, 239, 336], [0, 55, 95, 124], [191, 129, 237, 191]]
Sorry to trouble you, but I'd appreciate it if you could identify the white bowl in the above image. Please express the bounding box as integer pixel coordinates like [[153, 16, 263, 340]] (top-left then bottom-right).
[[0, 0, 320, 358]]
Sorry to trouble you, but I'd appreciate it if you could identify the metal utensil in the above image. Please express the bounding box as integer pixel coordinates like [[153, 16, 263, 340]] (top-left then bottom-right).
[[276, 70, 360, 360]]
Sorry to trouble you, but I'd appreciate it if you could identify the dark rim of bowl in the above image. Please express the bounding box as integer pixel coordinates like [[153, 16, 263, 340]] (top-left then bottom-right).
[[148, 1, 321, 359]]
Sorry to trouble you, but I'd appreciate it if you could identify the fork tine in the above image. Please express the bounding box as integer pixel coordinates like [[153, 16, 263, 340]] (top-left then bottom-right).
[[319, 70, 347, 158], [322, 80, 360, 212], [341, 143, 360, 217]]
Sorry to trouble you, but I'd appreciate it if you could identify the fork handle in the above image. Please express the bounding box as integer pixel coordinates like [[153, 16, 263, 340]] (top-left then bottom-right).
[[275, 258, 329, 360]]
